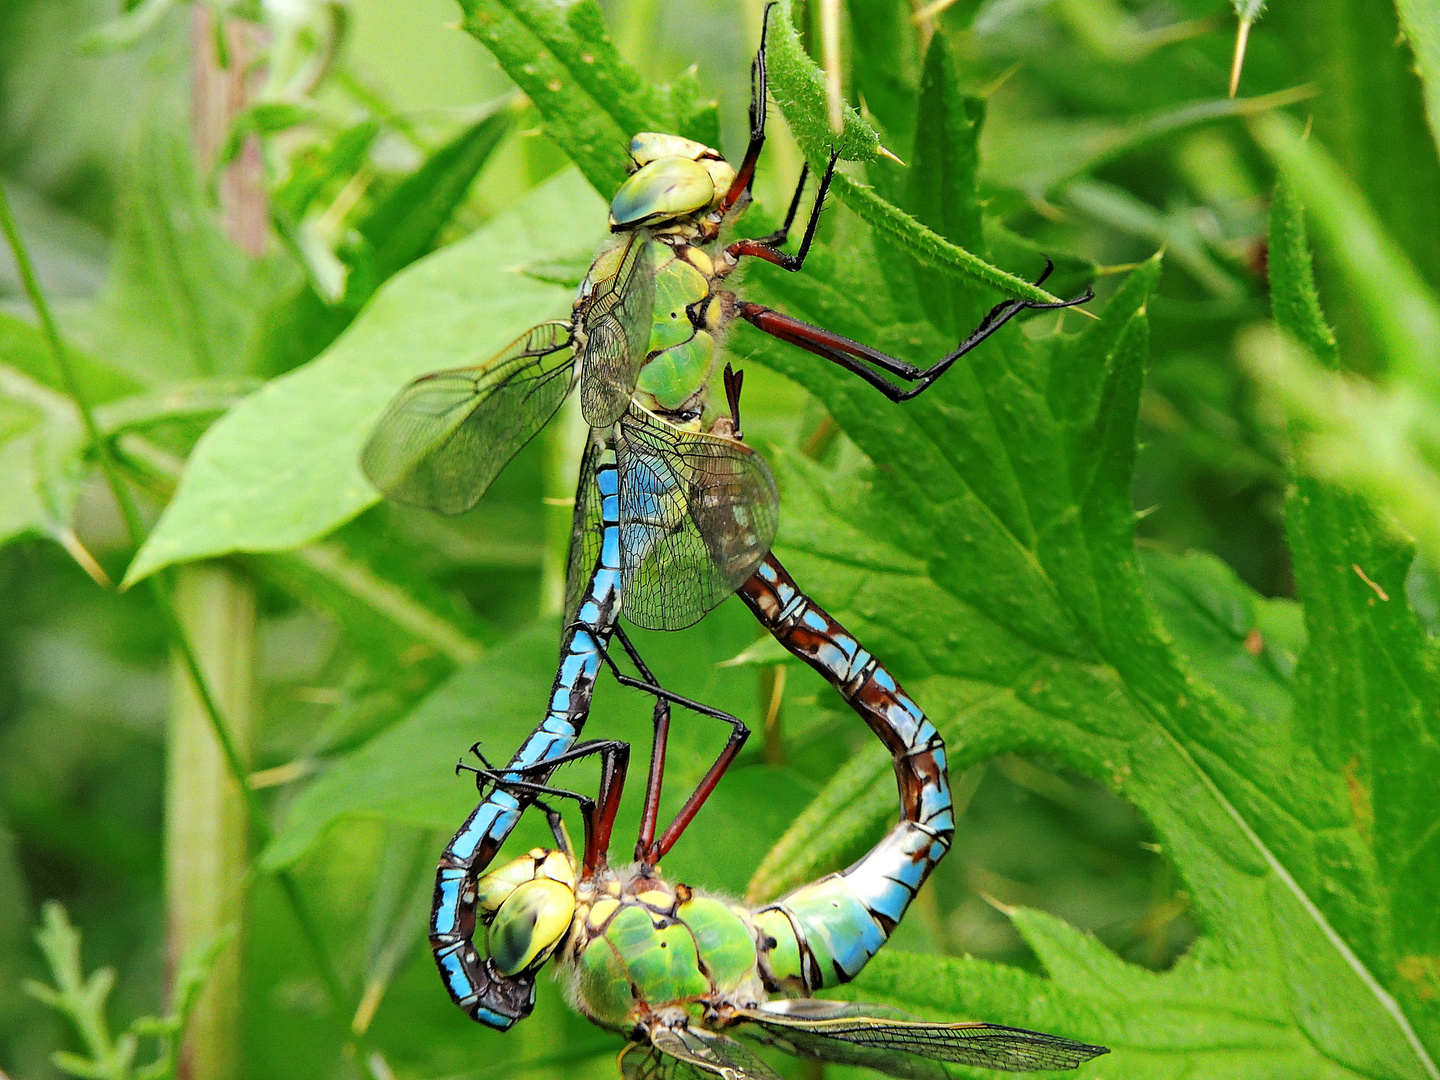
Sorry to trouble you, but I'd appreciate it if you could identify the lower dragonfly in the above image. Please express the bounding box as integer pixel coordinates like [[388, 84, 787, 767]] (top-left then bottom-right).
[[440, 545, 1108, 1077], [428, 378, 1109, 1074]]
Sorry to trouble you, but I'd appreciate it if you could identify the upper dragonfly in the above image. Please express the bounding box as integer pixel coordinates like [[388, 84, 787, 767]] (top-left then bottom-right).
[[361, 4, 1091, 632]]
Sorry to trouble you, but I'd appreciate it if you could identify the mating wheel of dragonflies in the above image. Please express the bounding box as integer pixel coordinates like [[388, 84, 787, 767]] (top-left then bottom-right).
[[360, 3, 1099, 1075]]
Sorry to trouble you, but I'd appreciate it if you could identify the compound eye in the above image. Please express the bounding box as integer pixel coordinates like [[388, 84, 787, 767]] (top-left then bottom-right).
[[609, 157, 713, 228], [487, 878, 576, 976]]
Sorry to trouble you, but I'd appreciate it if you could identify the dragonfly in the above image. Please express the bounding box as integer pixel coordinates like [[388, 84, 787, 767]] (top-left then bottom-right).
[[440, 529, 1109, 1077], [363, 0, 1092, 1040]]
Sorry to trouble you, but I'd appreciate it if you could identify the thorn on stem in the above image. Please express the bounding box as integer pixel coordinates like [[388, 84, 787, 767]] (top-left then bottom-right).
[[1229, 18, 1253, 98]]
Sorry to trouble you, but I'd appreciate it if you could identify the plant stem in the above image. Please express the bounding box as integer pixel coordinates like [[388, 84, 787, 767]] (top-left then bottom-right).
[[166, 565, 252, 1080]]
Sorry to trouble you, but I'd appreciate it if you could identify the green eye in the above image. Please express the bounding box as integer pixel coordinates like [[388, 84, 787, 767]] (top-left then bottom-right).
[[487, 878, 576, 976], [609, 158, 714, 228]]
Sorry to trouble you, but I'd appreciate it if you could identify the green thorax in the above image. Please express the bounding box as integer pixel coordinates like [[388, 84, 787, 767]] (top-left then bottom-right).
[[634, 240, 718, 413], [566, 871, 763, 1029]]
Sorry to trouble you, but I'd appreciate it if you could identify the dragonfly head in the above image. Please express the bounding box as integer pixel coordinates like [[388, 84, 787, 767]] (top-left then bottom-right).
[[474, 848, 578, 977], [610, 132, 737, 231]]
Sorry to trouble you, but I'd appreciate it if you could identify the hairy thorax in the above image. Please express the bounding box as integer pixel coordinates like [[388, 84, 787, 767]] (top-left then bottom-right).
[[562, 865, 768, 1032]]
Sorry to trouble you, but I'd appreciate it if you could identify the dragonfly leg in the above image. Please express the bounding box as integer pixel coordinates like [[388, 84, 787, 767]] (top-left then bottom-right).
[[597, 625, 752, 864], [720, 2, 778, 213], [462, 739, 631, 875], [603, 627, 671, 860], [737, 262, 1095, 402], [725, 149, 838, 273], [747, 160, 809, 248]]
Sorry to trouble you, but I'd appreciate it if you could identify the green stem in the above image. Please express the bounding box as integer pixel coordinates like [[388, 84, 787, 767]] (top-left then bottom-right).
[[165, 563, 252, 1080]]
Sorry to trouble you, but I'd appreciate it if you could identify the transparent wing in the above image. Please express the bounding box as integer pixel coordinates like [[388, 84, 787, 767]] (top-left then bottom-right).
[[361, 321, 576, 515], [578, 230, 656, 428], [615, 406, 779, 631], [735, 1001, 1109, 1075], [620, 1025, 785, 1080], [562, 436, 606, 629]]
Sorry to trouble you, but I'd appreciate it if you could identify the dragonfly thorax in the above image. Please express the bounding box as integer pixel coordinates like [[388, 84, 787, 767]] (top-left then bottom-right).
[[564, 865, 769, 1032]]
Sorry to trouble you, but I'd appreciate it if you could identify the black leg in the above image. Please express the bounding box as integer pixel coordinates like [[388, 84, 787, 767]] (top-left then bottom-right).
[[461, 739, 631, 873], [727, 149, 838, 272], [748, 161, 810, 248], [720, 2, 779, 213], [593, 628, 741, 723], [738, 262, 1095, 401]]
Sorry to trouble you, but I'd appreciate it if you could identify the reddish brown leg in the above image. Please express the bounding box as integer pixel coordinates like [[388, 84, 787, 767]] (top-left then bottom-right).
[[727, 150, 837, 273], [635, 698, 670, 861], [647, 726, 748, 862], [598, 626, 750, 865], [587, 741, 630, 874], [737, 264, 1094, 402]]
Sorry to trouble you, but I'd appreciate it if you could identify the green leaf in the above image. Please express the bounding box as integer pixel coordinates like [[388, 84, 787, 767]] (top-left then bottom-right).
[[1269, 175, 1440, 1053], [732, 230, 1439, 1072], [455, 0, 636, 194], [846, 0, 922, 156], [763, 0, 881, 164], [74, 102, 289, 384], [255, 535, 487, 669], [981, 87, 1313, 199], [909, 33, 987, 334], [1393, 0, 1440, 155], [219, 103, 318, 172], [1140, 549, 1304, 727], [1266, 181, 1340, 369], [0, 363, 85, 547], [75, 0, 179, 55], [92, 377, 260, 435], [122, 169, 606, 587], [0, 311, 141, 404], [1264, 0, 1440, 375], [352, 106, 515, 296], [258, 106, 514, 375], [1252, 112, 1440, 397]]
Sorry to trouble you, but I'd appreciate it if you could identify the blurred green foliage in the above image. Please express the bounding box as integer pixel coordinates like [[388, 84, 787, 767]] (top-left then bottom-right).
[[2, 1, 1440, 1079]]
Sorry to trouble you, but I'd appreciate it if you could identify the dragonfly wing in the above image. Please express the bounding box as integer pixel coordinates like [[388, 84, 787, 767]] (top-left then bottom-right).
[[620, 1024, 785, 1080], [579, 230, 656, 428], [736, 1001, 1109, 1075], [362, 321, 576, 515], [562, 436, 606, 629], [616, 407, 779, 631]]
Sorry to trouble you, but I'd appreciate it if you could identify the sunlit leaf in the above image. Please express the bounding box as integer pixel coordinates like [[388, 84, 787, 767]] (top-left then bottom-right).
[[122, 169, 606, 586]]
